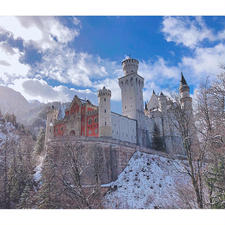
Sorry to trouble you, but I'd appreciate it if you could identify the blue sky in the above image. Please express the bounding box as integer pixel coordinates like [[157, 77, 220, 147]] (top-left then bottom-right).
[[0, 16, 225, 113]]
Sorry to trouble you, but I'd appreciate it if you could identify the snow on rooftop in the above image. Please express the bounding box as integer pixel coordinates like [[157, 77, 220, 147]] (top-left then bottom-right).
[[103, 151, 194, 209]]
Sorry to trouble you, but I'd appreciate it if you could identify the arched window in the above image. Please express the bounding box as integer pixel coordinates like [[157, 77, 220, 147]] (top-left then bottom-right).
[[70, 130, 75, 136], [88, 118, 92, 125], [130, 77, 133, 86]]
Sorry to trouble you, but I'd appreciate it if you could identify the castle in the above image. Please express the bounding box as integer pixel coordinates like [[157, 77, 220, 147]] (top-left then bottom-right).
[[45, 57, 192, 155]]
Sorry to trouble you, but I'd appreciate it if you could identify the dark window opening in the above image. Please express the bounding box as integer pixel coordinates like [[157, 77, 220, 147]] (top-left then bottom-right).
[[70, 130, 75, 136]]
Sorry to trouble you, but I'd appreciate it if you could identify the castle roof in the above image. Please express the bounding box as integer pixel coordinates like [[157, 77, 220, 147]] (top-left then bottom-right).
[[180, 72, 187, 85]]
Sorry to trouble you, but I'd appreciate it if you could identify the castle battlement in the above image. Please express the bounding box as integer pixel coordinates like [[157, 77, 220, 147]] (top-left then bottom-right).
[[122, 57, 139, 75], [98, 86, 111, 97]]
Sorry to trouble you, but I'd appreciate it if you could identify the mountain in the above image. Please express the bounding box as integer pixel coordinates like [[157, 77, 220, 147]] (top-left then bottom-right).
[[0, 86, 31, 122], [0, 86, 70, 136]]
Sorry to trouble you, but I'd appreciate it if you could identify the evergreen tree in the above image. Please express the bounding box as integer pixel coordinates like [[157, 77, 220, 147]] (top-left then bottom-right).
[[206, 157, 225, 208], [152, 123, 165, 151], [34, 128, 45, 155], [18, 183, 33, 208], [36, 149, 60, 209]]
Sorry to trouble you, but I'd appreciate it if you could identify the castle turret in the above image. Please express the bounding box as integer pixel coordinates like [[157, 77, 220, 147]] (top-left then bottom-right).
[[44, 105, 59, 148], [98, 87, 112, 137], [119, 57, 144, 120], [158, 92, 167, 113], [179, 72, 192, 113]]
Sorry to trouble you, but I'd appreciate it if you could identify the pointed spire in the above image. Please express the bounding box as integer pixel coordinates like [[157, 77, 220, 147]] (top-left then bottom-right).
[[160, 91, 164, 96], [181, 72, 187, 85], [152, 90, 155, 95]]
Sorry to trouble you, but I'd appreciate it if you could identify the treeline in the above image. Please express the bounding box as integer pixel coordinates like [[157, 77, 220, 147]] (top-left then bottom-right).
[[0, 110, 30, 135], [0, 121, 104, 208], [171, 70, 225, 208]]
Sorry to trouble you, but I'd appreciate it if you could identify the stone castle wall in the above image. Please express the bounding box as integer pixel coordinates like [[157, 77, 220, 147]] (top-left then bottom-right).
[[111, 112, 137, 144], [46, 136, 171, 185]]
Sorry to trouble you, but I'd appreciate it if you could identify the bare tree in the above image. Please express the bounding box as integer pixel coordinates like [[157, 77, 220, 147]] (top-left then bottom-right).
[[57, 142, 104, 209], [37, 141, 104, 209], [195, 73, 225, 208], [169, 94, 205, 208]]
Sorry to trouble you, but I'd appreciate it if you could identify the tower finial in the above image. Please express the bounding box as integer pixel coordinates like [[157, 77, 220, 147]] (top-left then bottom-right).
[[181, 72, 187, 85]]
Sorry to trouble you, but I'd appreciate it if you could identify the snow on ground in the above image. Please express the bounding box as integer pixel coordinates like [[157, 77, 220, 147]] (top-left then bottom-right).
[[33, 153, 46, 184], [0, 121, 19, 148], [104, 151, 195, 209], [33, 162, 42, 183]]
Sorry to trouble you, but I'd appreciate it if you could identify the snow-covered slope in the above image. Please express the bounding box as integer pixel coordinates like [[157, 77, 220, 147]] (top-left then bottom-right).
[[0, 120, 19, 148], [104, 151, 196, 209]]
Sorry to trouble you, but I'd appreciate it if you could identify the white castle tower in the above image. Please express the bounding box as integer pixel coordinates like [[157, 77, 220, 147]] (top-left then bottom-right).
[[119, 57, 144, 120], [44, 106, 59, 148], [179, 72, 192, 114], [98, 86, 112, 137]]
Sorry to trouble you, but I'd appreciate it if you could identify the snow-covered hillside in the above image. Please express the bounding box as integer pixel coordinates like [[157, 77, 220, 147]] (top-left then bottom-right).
[[104, 151, 196, 209], [0, 120, 19, 148]]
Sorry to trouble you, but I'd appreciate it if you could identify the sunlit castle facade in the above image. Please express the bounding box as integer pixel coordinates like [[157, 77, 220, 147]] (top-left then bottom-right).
[[45, 57, 192, 155]]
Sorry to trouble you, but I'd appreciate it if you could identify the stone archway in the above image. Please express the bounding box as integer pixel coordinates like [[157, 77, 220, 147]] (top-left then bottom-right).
[[70, 130, 75, 136]]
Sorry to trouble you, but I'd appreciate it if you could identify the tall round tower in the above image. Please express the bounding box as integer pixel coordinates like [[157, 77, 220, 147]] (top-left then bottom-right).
[[179, 72, 192, 113], [119, 57, 144, 120], [44, 106, 59, 148], [98, 87, 112, 137]]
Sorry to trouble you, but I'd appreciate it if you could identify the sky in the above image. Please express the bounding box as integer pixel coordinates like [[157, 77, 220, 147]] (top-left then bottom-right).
[[0, 16, 225, 113]]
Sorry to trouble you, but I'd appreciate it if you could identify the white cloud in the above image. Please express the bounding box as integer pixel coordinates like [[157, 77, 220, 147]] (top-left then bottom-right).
[[181, 43, 225, 77], [0, 16, 80, 50], [162, 16, 215, 49], [0, 43, 30, 84], [93, 78, 121, 101], [73, 17, 81, 26], [139, 57, 180, 81], [8, 78, 97, 104], [34, 46, 119, 87]]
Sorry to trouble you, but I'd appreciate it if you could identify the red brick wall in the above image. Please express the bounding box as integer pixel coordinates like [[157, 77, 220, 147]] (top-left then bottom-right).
[[86, 114, 99, 137], [54, 101, 99, 138], [54, 123, 66, 137], [70, 102, 80, 115], [81, 105, 86, 136]]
